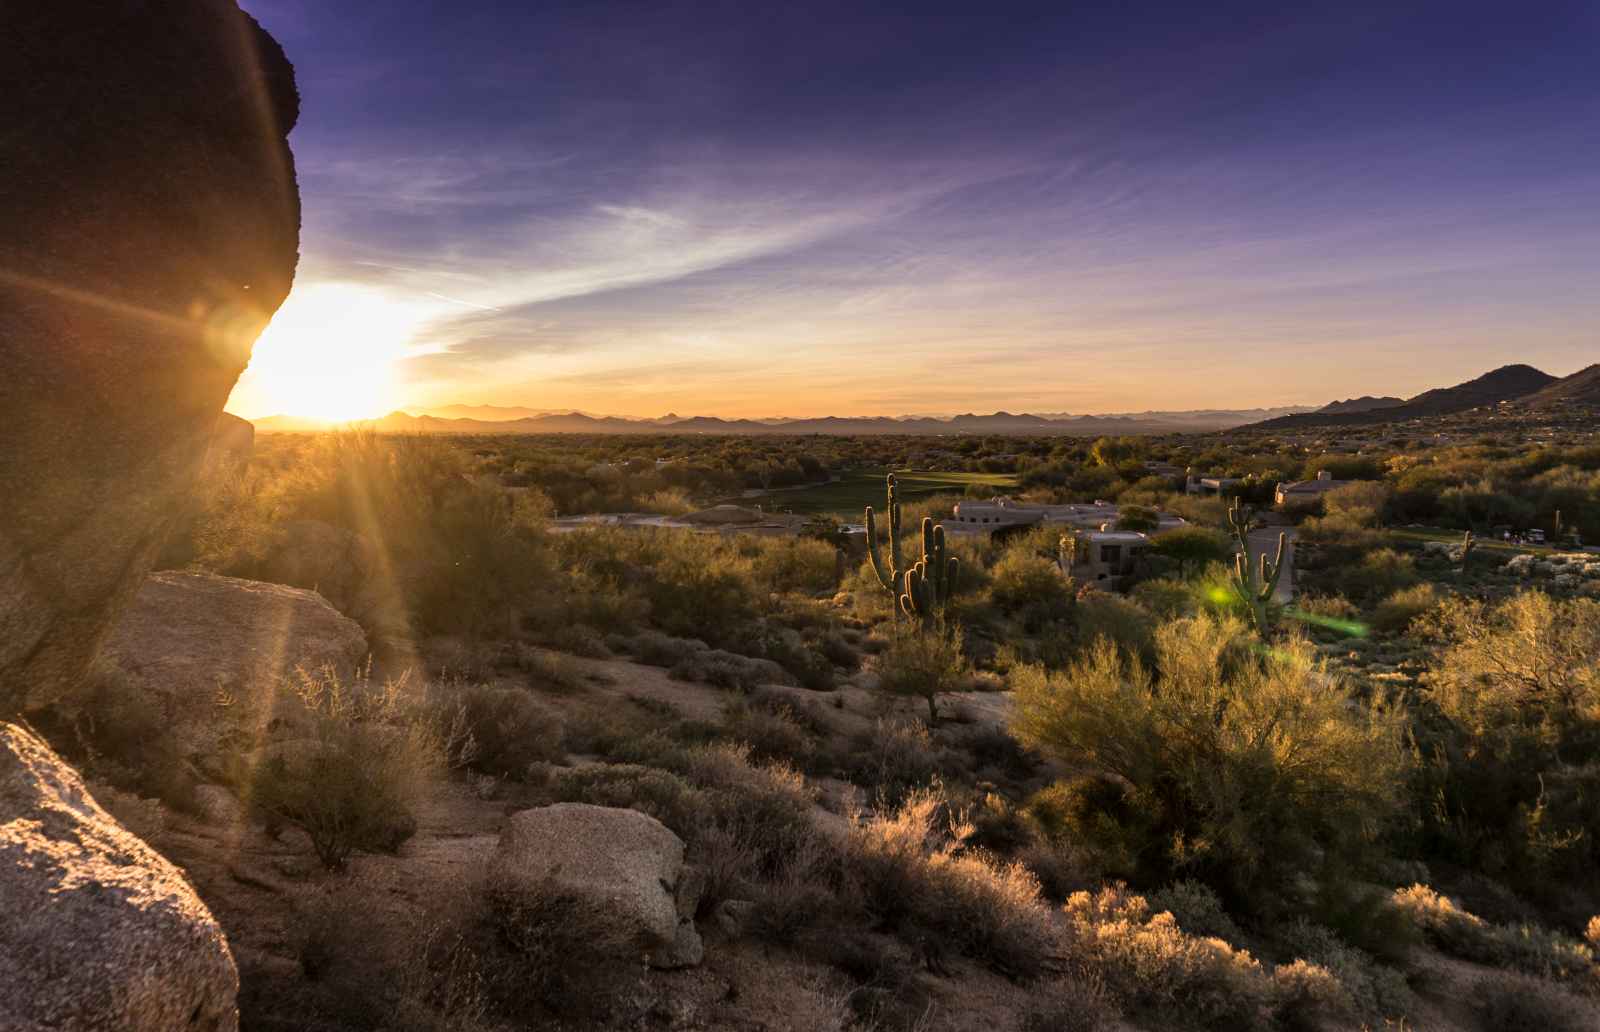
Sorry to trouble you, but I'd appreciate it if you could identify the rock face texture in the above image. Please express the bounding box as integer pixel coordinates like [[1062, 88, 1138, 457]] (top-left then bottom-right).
[[489, 803, 705, 969], [0, 1, 302, 714], [0, 723, 240, 1031], [99, 571, 367, 777]]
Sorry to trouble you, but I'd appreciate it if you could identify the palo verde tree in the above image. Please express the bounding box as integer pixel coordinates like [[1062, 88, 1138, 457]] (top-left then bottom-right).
[[1227, 498, 1285, 635]]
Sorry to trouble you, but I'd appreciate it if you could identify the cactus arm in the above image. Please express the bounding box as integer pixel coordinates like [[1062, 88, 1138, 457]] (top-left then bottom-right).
[[1259, 532, 1286, 600], [864, 506, 895, 592], [887, 474, 903, 588]]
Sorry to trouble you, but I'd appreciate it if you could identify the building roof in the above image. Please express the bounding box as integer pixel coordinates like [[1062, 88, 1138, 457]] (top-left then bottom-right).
[[1277, 479, 1345, 494]]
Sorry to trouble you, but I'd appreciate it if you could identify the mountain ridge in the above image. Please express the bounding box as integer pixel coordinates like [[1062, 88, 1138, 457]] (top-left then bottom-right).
[[252, 405, 1317, 436], [1248, 364, 1561, 430]]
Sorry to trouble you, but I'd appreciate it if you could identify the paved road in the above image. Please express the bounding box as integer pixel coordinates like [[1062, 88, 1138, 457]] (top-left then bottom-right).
[[1246, 527, 1297, 603]]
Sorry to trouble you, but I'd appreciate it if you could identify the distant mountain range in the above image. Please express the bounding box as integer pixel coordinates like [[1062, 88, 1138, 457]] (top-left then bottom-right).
[[1247, 363, 1590, 430], [248, 363, 1599, 437], [1316, 396, 1405, 415], [253, 405, 1316, 436]]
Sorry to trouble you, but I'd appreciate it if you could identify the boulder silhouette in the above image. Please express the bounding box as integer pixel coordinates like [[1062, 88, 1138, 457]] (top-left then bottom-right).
[[0, 1, 301, 714]]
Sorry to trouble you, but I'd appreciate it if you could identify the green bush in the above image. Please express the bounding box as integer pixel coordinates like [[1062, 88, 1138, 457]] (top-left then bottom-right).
[[1370, 583, 1440, 634], [1150, 526, 1234, 577], [1416, 592, 1600, 890], [875, 620, 967, 724], [989, 551, 1074, 630], [246, 668, 442, 870], [1011, 616, 1408, 907], [745, 535, 840, 595], [1149, 881, 1243, 943]]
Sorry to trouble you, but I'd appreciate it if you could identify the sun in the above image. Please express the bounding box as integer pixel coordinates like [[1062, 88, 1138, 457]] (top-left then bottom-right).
[[229, 282, 430, 422]]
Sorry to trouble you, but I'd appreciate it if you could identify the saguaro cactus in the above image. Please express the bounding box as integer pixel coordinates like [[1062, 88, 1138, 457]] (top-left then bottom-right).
[[865, 474, 958, 622], [1458, 530, 1475, 576], [1227, 498, 1284, 634], [865, 473, 908, 610], [900, 517, 959, 622]]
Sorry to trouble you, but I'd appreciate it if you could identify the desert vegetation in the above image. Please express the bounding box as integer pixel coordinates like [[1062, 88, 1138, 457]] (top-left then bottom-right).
[[53, 426, 1600, 1031]]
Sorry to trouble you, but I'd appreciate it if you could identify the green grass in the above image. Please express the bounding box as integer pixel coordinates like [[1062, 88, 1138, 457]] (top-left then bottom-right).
[[726, 469, 1019, 518]]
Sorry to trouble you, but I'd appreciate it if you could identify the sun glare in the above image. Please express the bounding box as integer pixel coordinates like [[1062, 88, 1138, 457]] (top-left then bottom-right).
[[230, 282, 430, 422]]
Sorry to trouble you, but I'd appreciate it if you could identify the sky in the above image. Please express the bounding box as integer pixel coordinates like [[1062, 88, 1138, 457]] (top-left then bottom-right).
[[229, 0, 1600, 421]]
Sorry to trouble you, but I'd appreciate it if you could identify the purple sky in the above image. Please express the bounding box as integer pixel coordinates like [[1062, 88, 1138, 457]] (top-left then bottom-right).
[[232, 0, 1600, 419]]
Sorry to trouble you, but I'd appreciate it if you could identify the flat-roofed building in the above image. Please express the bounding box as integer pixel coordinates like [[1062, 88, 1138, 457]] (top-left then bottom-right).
[[1059, 529, 1154, 585], [947, 497, 1185, 535], [1274, 470, 1345, 506]]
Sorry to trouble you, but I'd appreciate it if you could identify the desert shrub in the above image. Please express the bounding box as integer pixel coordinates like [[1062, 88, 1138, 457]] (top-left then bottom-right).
[[1015, 976, 1116, 1032], [848, 717, 945, 806], [746, 833, 846, 945], [1323, 481, 1391, 526], [246, 668, 442, 870], [1022, 775, 1156, 881], [558, 570, 650, 633], [1370, 583, 1440, 634], [673, 742, 817, 867], [516, 647, 586, 694], [1415, 592, 1600, 890], [642, 486, 695, 515], [724, 622, 834, 689], [1270, 960, 1357, 1030], [721, 697, 817, 769], [1321, 547, 1418, 605], [59, 663, 200, 814], [551, 763, 710, 839], [1276, 918, 1413, 1021], [1149, 881, 1243, 943], [989, 551, 1074, 630], [640, 534, 759, 640], [483, 877, 646, 1022], [1072, 592, 1156, 665], [1150, 526, 1234, 577], [192, 432, 555, 643], [444, 684, 564, 779], [875, 620, 967, 724], [1062, 884, 1274, 1030], [1115, 503, 1160, 533], [621, 629, 706, 667], [1010, 615, 1408, 907], [534, 622, 611, 658], [1468, 972, 1595, 1032], [1391, 885, 1596, 985], [1289, 593, 1364, 640], [1130, 576, 1197, 619], [745, 535, 840, 595], [843, 789, 1057, 978], [605, 738, 819, 880]]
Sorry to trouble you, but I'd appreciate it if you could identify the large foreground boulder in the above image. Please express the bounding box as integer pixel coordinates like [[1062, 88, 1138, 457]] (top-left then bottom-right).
[[0, 723, 238, 1030], [488, 803, 704, 969], [98, 571, 367, 776], [0, 1, 302, 714]]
